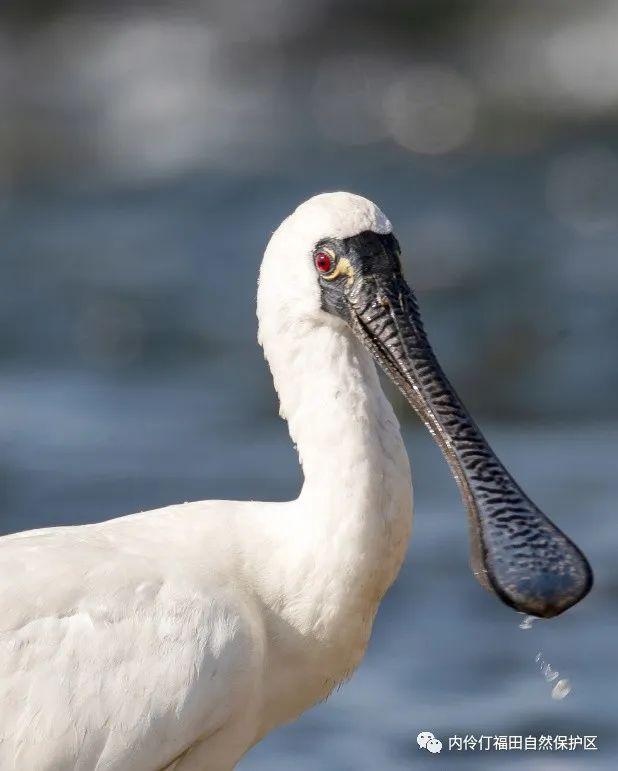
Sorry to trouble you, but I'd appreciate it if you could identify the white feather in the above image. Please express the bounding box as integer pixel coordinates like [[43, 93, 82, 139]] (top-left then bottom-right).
[[0, 192, 412, 770]]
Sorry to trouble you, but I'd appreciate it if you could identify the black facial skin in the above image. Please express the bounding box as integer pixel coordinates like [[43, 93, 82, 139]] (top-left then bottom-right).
[[316, 230, 593, 619]]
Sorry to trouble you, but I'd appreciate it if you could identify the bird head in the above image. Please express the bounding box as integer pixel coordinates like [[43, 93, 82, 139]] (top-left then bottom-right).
[[258, 192, 593, 619]]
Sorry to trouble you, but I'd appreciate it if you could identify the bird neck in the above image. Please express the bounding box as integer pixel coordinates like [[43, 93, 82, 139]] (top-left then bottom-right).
[[260, 317, 413, 633]]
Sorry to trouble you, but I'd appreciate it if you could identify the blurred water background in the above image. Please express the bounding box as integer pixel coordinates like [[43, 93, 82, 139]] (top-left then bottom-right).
[[1, 1, 617, 768]]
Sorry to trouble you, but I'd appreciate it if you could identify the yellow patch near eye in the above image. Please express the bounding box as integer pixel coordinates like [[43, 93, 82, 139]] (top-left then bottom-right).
[[323, 256, 354, 284]]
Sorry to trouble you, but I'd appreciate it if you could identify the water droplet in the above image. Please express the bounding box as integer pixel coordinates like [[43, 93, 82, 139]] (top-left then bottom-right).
[[551, 679, 572, 700], [544, 664, 559, 682], [535, 652, 543, 663], [519, 615, 536, 630]]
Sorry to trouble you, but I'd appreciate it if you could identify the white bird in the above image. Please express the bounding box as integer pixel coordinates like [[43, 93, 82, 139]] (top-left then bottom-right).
[[0, 193, 591, 770]]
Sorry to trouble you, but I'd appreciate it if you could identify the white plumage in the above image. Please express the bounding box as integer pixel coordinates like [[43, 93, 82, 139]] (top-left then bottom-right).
[[0, 193, 413, 770]]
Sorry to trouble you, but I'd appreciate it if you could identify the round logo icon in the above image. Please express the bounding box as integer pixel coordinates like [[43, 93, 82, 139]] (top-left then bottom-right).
[[417, 731, 442, 754]]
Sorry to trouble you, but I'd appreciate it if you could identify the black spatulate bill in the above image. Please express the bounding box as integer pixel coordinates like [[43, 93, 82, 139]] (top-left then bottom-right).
[[321, 231, 593, 618]]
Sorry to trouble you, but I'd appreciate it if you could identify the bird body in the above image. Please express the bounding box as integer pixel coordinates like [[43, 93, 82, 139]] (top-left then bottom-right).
[[0, 194, 412, 770]]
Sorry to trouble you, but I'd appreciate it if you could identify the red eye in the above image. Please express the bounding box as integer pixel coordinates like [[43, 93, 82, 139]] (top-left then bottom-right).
[[315, 251, 333, 273]]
